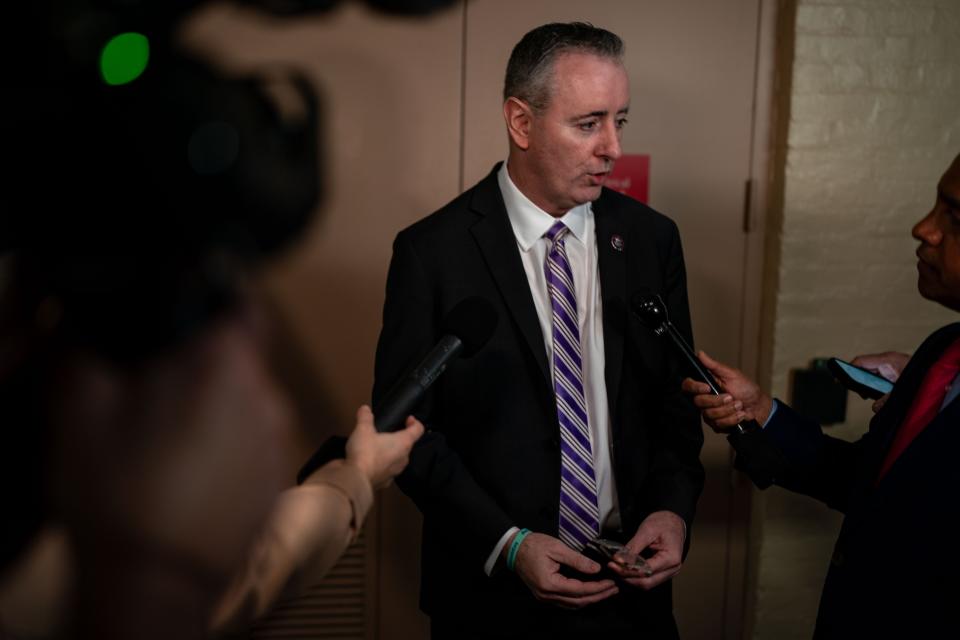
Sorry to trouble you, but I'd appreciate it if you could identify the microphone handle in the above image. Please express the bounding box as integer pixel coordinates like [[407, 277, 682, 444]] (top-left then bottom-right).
[[662, 324, 721, 394], [372, 378, 425, 433], [662, 322, 759, 435], [373, 334, 462, 432], [297, 334, 464, 484]]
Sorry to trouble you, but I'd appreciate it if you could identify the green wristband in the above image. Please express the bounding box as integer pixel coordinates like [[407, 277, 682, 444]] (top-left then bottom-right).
[[506, 528, 531, 572]]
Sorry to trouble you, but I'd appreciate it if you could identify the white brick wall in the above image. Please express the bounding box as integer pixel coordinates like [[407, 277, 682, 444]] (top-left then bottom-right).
[[754, 0, 960, 638]]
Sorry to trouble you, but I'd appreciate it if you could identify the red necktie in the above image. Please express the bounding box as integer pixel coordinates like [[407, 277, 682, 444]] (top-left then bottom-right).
[[876, 338, 960, 481]]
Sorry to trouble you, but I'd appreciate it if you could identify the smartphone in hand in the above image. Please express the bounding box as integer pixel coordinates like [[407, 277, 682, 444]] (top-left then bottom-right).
[[827, 358, 894, 400]]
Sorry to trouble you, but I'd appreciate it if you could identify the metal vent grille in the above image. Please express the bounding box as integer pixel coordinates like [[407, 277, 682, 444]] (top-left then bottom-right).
[[250, 530, 370, 640]]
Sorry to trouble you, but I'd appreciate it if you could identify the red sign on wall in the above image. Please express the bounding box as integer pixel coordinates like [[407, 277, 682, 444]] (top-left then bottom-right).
[[605, 154, 650, 204]]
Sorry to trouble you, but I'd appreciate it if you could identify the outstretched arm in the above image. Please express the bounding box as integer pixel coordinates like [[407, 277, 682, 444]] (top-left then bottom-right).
[[211, 407, 423, 633]]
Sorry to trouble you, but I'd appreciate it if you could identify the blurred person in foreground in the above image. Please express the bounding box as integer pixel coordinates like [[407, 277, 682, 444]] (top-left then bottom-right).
[[0, 0, 455, 637], [682, 152, 960, 639], [0, 259, 422, 639]]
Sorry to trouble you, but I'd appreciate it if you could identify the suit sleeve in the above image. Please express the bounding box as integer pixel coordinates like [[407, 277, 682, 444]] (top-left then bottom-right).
[[749, 401, 868, 513], [372, 231, 514, 565], [639, 220, 705, 538], [738, 323, 960, 511]]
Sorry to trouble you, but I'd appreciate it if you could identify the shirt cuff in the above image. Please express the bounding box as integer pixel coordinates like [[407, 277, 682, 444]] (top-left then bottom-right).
[[762, 399, 779, 428], [484, 527, 519, 576]]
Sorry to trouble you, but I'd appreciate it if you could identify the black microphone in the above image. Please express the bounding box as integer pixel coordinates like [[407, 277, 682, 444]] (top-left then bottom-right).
[[372, 296, 497, 432], [629, 291, 759, 436], [296, 296, 498, 484], [630, 291, 788, 489]]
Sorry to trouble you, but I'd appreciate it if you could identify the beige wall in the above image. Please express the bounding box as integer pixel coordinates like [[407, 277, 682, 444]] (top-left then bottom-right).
[[754, 0, 960, 637], [184, 3, 771, 639]]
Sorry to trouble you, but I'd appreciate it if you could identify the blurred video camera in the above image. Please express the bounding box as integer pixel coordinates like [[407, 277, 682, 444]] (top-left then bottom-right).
[[2, 0, 453, 362]]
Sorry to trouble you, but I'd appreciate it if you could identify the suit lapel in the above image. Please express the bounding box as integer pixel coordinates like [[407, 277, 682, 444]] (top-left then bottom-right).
[[905, 392, 960, 456], [469, 166, 551, 384], [595, 198, 627, 421]]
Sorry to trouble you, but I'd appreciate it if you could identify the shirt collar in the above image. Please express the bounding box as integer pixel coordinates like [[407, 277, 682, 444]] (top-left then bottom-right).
[[497, 162, 590, 252]]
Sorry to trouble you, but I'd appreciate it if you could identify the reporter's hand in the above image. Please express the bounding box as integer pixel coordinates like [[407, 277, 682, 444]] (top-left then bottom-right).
[[850, 351, 910, 383], [609, 511, 684, 590], [849, 352, 909, 412], [510, 532, 618, 608], [870, 394, 891, 413], [345, 405, 424, 489], [680, 350, 773, 431]]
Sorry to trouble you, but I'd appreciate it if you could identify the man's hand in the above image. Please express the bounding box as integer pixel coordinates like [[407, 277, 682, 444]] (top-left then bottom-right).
[[850, 352, 910, 413], [510, 532, 618, 608], [850, 351, 910, 383], [680, 350, 773, 431], [345, 405, 424, 489], [609, 511, 685, 589]]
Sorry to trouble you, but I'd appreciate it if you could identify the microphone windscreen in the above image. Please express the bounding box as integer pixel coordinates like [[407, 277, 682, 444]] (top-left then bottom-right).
[[441, 296, 498, 357], [629, 287, 654, 309], [629, 289, 667, 329]]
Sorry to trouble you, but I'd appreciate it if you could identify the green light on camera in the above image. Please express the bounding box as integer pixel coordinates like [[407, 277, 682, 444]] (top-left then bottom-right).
[[100, 33, 149, 86]]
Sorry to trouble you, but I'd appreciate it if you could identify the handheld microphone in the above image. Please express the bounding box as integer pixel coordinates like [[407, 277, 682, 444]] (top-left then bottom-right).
[[630, 291, 786, 489], [630, 291, 759, 436], [372, 296, 497, 431], [296, 296, 498, 484]]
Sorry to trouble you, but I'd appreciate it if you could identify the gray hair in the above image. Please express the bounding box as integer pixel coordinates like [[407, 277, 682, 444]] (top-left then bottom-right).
[[503, 22, 624, 112]]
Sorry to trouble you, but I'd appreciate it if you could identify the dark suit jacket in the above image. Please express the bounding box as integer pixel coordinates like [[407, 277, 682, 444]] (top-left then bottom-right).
[[735, 322, 960, 639], [372, 164, 704, 632]]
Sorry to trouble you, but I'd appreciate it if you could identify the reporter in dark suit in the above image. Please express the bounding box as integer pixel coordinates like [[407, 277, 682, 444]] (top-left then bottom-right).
[[682, 153, 960, 638], [373, 23, 703, 639]]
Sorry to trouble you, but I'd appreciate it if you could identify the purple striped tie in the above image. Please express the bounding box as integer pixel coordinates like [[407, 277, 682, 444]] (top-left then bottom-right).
[[544, 221, 600, 550]]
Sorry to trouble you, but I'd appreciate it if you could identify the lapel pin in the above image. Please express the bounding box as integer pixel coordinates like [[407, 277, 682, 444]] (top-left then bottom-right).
[[610, 234, 624, 252]]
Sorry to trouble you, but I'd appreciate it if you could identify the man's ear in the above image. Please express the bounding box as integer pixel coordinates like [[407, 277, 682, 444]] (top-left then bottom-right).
[[503, 97, 533, 151]]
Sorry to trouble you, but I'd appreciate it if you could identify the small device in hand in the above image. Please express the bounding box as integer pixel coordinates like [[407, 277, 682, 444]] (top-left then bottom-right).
[[826, 358, 894, 400], [586, 538, 652, 576], [561, 537, 652, 581]]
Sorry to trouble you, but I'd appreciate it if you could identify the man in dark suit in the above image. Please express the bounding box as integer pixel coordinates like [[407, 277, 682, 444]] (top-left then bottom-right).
[[682, 152, 960, 638], [373, 22, 704, 640]]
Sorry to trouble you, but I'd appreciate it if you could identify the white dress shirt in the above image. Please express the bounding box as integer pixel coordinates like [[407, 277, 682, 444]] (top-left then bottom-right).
[[484, 162, 620, 574]]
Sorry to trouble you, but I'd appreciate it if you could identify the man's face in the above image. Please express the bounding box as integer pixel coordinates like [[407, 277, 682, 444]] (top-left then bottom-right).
[[912, 155, 960, 311], [523, 53, 629, 215]]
